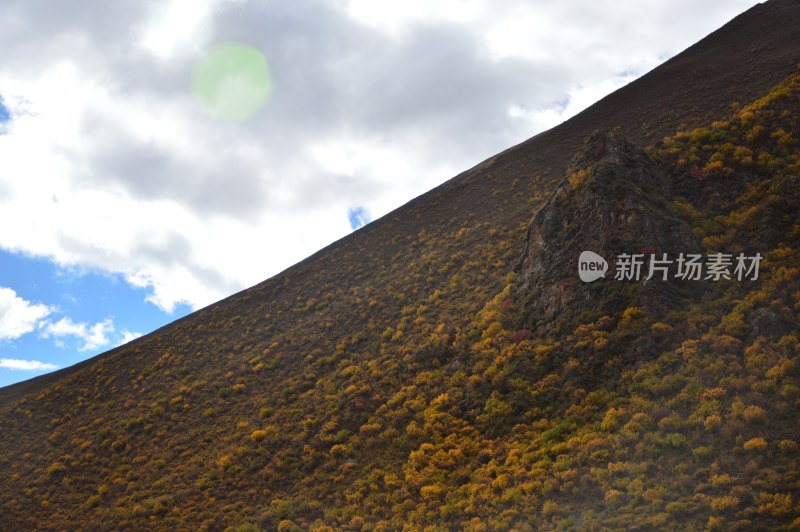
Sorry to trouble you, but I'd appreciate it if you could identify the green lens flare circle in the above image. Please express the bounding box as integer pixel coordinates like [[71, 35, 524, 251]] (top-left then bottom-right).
[[192, 42, 272, 121]]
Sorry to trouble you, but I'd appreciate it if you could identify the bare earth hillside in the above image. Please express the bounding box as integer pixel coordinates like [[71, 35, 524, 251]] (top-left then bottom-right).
[[1, 0, 799, 529]]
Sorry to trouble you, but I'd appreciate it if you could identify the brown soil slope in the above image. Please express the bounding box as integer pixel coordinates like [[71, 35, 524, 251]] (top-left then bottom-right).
[[2, 0, 798, 405], [1, 0, 799, 529]]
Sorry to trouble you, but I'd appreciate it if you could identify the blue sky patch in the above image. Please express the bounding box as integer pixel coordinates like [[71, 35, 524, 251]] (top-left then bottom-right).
[[348, 207, 370, 230], [0, 249, 191, 387], [0, 95, 10, 123]]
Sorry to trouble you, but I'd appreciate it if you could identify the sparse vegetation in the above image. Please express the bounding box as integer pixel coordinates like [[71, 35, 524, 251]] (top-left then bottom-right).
[[0, 34, 799, 532]]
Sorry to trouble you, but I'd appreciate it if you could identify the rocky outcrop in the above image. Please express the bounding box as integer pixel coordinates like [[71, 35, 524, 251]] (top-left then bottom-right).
[[515, 130, 699, 335]]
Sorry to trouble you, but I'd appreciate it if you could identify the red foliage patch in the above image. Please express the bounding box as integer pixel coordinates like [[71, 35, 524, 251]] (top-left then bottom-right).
[[509, 329, 532, 343]]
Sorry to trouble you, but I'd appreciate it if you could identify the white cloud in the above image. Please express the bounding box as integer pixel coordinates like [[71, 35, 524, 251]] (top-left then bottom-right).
[[40, 317, 115, 352], [117, 329, 143, 347], [342, 0, 485, 34], [0, 287, 52, 341], [508, 73, 639, 134], [141, 0, 218, 59], [0, 0, 761, 315], [0, 358, 59, 371]]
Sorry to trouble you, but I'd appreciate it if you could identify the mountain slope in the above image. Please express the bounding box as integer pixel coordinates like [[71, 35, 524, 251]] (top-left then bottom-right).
[[2, 0, 799, 406], [1, 1, 799, 529]]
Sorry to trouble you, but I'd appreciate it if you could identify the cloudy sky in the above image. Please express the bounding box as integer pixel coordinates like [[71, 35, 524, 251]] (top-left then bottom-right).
[[0, 0, 759, 386]]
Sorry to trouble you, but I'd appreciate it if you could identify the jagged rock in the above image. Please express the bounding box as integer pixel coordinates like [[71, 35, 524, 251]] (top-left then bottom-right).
[[515, 129, 700, 334]]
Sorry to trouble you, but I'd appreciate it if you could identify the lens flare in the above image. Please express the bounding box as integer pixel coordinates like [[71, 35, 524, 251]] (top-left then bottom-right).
[[192, 42, 271, 121]]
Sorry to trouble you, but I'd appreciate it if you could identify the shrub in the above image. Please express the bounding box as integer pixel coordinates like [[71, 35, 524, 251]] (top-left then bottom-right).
[[665, 501, 688, 515], [509, 329, 532, 343], [218, 454, 233, 470], [604, 489, 623, 506], [778, 440, 798, 454], [704, 415, 722, 430], [477, 392, 513, 435], [47, 462, 67, 477], [663, 433, 687, 448], [756, 492, 792, 517], [329, 444, 348, 457], [710, 495, 739, 512], [84, 495, 101, 509], [741, 405, 766, 423], [277, 520, 301, 532], [601, 408, 624, 432], [692, 446, 713, 459], [710, 474, 732, 486], [541, 500, 559, 516], [743, 437, 768, 452], [420, 484, 444, 500]]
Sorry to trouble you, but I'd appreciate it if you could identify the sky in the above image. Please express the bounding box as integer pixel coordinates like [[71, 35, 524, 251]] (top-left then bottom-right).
[[0, 0, 760, 387]]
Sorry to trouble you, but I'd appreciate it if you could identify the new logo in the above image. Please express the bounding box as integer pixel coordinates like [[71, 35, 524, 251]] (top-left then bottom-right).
[[578, 251, 608, 282]]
